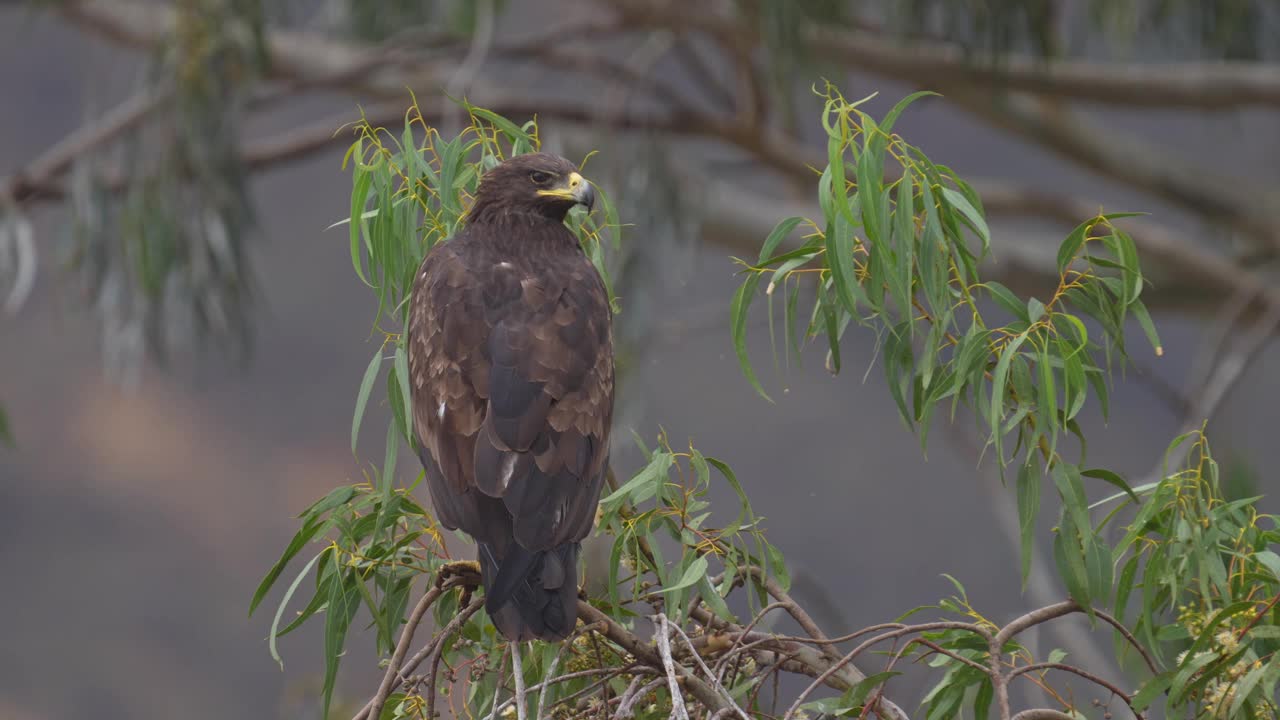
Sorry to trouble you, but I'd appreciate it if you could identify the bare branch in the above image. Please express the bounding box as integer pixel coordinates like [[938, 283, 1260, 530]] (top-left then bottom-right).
[[655, 615, 692, 720], [1, 90, 165, 203], [996, 601, 1080, 646], [511, 641, 529, 720], [941, 90, 1280, 249], [1011, 711, 1077, 720], [663, 617, 751, 720], [48, 0, 1280, 329], [577, 602, 733, 716], [618, 0, 1280, 110]]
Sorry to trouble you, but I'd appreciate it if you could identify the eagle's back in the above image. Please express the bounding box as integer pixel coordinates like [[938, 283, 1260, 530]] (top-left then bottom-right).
[[406, 214, 614, 639]]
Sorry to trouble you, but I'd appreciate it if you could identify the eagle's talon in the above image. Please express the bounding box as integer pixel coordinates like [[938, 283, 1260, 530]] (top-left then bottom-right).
[[436, 560, 482, 589]]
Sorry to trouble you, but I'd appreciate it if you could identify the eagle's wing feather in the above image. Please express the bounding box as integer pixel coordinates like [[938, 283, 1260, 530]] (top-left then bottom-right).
[[408, 225, 613, 556]]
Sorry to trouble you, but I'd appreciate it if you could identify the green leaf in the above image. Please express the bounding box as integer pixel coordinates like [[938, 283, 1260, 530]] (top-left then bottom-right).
[[972, 678, 993, 720], [1169, 649, 1220, 703], [1113, 553, 1139, 624], [322, 567, 363, 720], [1053, 463, 1093, 539], [1055, 218, 1093, 273], [1036, 341, 1058, 455], [879, 90, 938, 133], [1129, 672, 1172, 712], [1058, 335, 1087, 421], [828, 128, 855, 227], [1255, 550, 1280, 581], [883, 321, 915, 428], [698, 573, 736, 623], [278, 558, 341, 641], [251, 514, 327, 616], [940, 187, 990, 253], [857, 128, 887, 250], [759, 216, 806, 263], [600, 451, 673, 507], [766, 541, 791, 592], [464, 102, 536, 148], [353, 349, 382, 453], [661, 555, 710, 593], [1026, 297, 1046, 324], [1053, 518, 1092, 612], [891, 167, 915, 331], [820, 282, 844, 375], [1130, 299, 1163, 356], [983, 282, 1030, 322], [817, 165, 835, 224], [827, 211, 863, 316], [268, 549, 325, 669], [349, 156, 374, 287], [1080, 468, 1139, 503], [730, 272, 772, 401], [394, 343, 413, 441], [607, 534, 626, 610], [989, 332, 1029, 465], [300, 485, 358, 521], [1084, 534, 1113, 609], [1016, 459, 1040, 588]]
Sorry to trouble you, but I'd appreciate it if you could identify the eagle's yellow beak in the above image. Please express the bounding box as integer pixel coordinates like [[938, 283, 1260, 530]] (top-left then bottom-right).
[[537, 171, 596, 210]]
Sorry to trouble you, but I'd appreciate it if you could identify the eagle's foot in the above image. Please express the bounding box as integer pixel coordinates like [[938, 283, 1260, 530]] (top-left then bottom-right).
[[436, 560, 482, 590]]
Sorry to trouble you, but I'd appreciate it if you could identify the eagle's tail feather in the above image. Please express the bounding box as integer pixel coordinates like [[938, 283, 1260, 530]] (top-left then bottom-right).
[[479, 541, 580, 642]]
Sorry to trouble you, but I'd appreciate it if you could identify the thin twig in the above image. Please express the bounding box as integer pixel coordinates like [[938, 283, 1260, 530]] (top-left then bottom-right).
[[783, 622, 987, 720], [1008, 663, 1139, 718], [664, 617, 751, 720], [352, 594, 485, 720], [426, 640, 448, 720], [367, 583, 449, 720], [711, 601, 787, 680], [655, 614, 691, 720], [909, 638, 992, 674], [511, 642, 529, 720], [492, 666, 652, 720], [1092, 608, 1159, 675], [614, 677, 665, 720]]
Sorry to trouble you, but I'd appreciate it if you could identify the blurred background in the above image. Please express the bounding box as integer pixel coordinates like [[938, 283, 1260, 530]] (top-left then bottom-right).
[[1, 1, 1278, 718]]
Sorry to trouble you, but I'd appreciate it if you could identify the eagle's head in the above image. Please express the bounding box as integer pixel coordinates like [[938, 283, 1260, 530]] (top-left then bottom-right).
[[468, 153, 596, 222]]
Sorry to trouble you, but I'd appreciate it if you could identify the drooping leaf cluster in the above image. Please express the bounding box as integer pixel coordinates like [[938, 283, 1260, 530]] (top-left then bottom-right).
[[732, 86, 1280, 719]]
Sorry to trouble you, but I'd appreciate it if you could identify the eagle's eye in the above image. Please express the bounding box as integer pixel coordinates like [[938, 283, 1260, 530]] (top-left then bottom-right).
[[529, 170, 553, 185]]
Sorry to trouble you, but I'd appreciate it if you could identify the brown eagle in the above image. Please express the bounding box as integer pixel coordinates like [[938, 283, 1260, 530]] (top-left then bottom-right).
[[407, 153, 614, 642]]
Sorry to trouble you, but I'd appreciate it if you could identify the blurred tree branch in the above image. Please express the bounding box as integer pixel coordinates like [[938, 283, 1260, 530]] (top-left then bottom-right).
[[0, 0, 1274, 422], [17, 0, 1272, 318], [618, 0, 1280, 110]]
